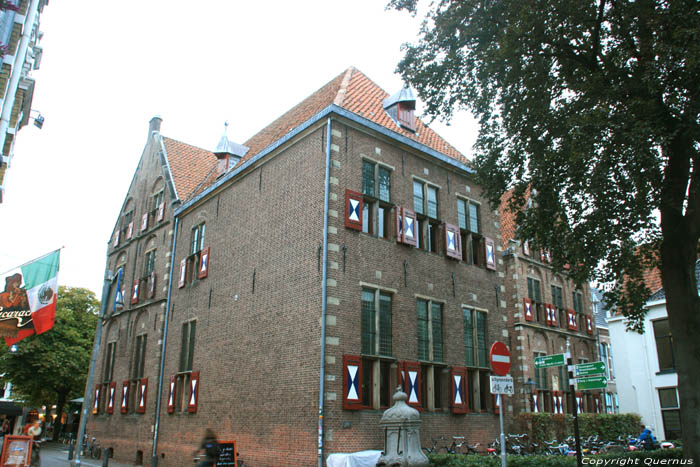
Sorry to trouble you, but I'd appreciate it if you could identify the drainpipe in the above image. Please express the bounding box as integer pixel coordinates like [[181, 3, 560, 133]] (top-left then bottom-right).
[[73, 254, 114, 466], [152, 216, 179, 467], [0, 0, 41, 162], [317, 117, 332, 467]]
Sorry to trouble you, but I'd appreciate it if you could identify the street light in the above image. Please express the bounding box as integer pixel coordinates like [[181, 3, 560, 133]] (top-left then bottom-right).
[[524, 377, 536, 412]]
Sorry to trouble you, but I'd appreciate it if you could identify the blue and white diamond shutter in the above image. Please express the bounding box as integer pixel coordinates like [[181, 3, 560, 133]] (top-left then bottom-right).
[[107, 382, 116, 414], [121, 380, 129, 414], [553, 391, 564, 414], [137, 378, 148, 413], [401, 361, 421, 409], [450, 367, 468, 413], [345, 190, 363, 231], [586, 316, 593, 334], [523, 298, 535, 322], [342, 355, 362, 409], [167, 375, 176, 413], [93, 385, 100, 415], [402, 209, 418, 247], [444, 223, 462, 260], [567, 309, 578, 330], [188, 371, 200, 413], [484, 237, 497, 270]]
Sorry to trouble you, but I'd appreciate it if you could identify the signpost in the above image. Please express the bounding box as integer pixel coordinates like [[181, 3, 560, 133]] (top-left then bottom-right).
[[574, 361, 606, 377], [489, 342, 511, 467], [575, 376, 608, 390], [534, 353, 566, 368]]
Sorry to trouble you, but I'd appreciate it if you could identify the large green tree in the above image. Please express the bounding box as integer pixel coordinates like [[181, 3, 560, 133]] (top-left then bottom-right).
[[389, 0, 699, 460], [0, 286, 98, 439]]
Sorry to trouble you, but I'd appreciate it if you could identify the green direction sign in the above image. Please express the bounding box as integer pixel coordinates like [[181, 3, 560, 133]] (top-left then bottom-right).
[[534, 353, 566, 369], [576, 376, 608, 390], [575, 361, 606, 377]]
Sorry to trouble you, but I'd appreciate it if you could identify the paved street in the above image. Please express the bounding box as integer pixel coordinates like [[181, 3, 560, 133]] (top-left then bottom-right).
[[38, 442, 133, 467]]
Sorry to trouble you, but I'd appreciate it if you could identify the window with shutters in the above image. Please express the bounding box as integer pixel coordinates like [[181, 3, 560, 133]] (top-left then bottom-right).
[[463, 307, 491, 411], [528, 277, 544, 322], [183, 223, 207, 285], [533, 351, 552, 412], [359, 288, 393, 409], [457, 197, 484, 266], [130, 334, 147, 412], [152, 189, 165, 222], [413, 180, 440, 253], [112, 255, 127, 313], [361, 160, 392, 239], [99, 341, 117, 414], [416, 298, 446, 411], [175, 320, 196, 412]]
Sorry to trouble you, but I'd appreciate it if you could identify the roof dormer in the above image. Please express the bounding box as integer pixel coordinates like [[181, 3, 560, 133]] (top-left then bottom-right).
[[214, 122, 249, 177], [382, 86, 417, 132]]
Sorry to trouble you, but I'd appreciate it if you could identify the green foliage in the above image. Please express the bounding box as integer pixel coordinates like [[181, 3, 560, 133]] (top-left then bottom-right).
[[428, 448, 684, 466], [514, 412, 641, 446], [0, 286, 98, 409]]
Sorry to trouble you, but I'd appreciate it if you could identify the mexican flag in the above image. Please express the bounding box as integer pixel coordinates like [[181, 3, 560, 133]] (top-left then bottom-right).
[[0, 250, 60, 346]]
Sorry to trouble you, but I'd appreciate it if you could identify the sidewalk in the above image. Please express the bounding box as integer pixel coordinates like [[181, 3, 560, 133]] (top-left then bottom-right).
[[39, 441, 135, 467]]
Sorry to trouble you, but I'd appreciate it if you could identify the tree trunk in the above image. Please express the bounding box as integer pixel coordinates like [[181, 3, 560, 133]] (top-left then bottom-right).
[[660, 240, 699, 463], [53, 392, 68, 442]]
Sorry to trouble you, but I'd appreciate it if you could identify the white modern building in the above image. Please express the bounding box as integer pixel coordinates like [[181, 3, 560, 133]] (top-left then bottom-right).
[[608, 260, 699, 441]]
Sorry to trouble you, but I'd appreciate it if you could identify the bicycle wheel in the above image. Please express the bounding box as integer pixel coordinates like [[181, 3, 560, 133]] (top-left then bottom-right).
[[91, 445, 102, 459]]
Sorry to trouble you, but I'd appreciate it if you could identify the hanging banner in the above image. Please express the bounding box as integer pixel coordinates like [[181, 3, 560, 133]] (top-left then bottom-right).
[[0, 250, 60, 346]]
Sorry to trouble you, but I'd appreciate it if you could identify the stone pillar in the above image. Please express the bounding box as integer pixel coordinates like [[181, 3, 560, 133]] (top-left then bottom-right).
[[376, 388, 429, 467]]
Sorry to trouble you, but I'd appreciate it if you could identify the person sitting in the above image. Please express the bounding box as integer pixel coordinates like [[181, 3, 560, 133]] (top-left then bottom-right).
[[639, 425, 657, 450]]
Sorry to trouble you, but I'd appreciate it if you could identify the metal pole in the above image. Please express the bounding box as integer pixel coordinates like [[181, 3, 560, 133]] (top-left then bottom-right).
[[498, 394, 506, 467], [73, 262, 113, 466], [566, 338, 582, 467]]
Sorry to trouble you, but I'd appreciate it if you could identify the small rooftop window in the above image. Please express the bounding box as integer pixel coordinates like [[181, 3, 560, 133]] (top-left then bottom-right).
[[382, 86, 416, 132]]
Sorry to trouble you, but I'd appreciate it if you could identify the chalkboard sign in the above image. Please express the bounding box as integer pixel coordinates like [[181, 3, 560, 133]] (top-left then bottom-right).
[[0, 435, 32, 467], [216, 440, 237, 466]]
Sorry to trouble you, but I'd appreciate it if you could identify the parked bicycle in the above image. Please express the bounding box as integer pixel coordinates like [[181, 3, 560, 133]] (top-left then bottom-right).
[[422, 435, 449, 454], [82, 436, 102, 459]]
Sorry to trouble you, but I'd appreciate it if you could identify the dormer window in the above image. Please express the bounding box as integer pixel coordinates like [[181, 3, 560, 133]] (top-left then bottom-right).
[[214, 123, 249, 177], [397, 102, 415, 131], [382, 86, 417, 133]]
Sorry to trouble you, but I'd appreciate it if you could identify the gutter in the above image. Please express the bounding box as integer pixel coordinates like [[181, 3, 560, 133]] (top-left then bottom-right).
[[152, 216, 179, 467], [317, 118, 332, 467], [176, 104, 473, 217]]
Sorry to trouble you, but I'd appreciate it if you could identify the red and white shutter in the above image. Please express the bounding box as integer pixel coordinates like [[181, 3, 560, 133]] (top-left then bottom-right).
[[450, 367, 468, 414], [523, 298, 535, 322], [342, 355, 362, 410], [187, 371, 200, 413], [198, 247, 210, 280], [137, 378, 148, 413], [157, 202, 165, 222], [127, 222, 134, 240], [141, 213, 149, 233], [344, 189, 363, 231], [149, 271, 156, 298], [107, 382, 116, 414], [544, 304, 552, 325], [551, 307, 558, 326], [484, 237, 497, 270], [402, 209, 418, 247], [522, 240, 530, 256], [553, 391, 564, 414], [567, 310, 578, 330], [113, 231, 120, 248], [400, 361, 422, 409], [395, 207, 403, 242], [444, 223, 462, 260], [576, 392, 584, 413], [131, 279, 139, 305], [532, 393, 539, 413], [93, 386, 100, 415], [167, 375, 176, 414], [594, 395, 601, 413], [586, 316, 594, 334], [178, 259, 187, 288], [121, 381, 130, 414]]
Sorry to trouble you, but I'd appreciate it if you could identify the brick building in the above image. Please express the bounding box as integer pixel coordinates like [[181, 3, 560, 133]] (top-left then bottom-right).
[[89, 68, 510, 466], [499, 191, 602, 417]]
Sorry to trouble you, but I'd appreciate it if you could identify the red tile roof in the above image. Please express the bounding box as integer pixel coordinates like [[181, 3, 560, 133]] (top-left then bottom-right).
[[165, 67, 468, 201], [162, 137, 217, 201]]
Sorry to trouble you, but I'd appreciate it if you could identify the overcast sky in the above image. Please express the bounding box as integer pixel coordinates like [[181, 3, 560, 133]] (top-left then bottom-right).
[[0, 1, 479, 296]]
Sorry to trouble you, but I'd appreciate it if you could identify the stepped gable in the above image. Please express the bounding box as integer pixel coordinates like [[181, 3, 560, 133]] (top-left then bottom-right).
[[162, 137, 217, 201]]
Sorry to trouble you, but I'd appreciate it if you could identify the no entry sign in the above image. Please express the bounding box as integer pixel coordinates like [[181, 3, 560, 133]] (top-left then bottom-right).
[[490, 341, 511, 376]]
